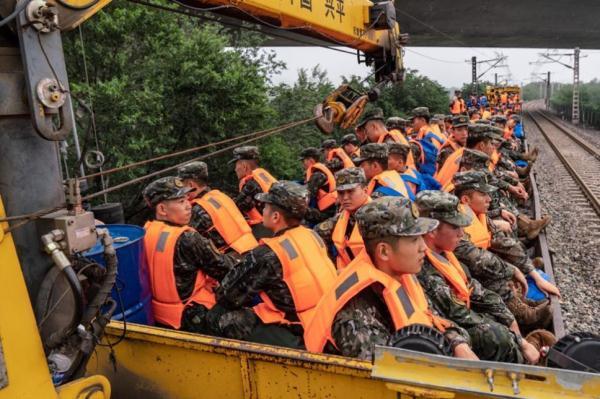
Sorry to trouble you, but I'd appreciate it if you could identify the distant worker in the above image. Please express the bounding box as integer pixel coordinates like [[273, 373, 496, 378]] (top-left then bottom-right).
[[178, 161, 258, 256], [450, 90, 467, 115], [304, 197, 478, 361], [231, 146, 277, 236], [143, 176, 238, 333], [299, 147, 338, 225], [210, 181, 337, 348], [412, 107, 445, 177]]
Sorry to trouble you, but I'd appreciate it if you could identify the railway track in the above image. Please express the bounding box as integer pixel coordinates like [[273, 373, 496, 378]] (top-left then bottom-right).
[[526, 110, 600, 222]]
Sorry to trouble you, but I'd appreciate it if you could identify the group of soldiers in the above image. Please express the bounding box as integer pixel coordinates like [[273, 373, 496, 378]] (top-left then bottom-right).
[[141, 101, 560, 364]]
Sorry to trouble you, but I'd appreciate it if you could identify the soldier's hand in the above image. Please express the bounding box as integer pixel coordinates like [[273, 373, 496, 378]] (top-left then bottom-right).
[[508, 184, 528, 200], [534, 276, 562, 299], [492, 219, 513, 233], [500, 209, 517, 226], [453, 343, 479, 360], [521, 340, 541, 365], [512, 267, 528, 298]]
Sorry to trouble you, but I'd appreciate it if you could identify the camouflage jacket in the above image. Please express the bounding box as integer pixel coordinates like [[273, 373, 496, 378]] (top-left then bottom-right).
[[454, 238, 515, 300], [313, 212, 345, 260], [234, 178, 263, 213], [172, 228, 238, 300], [418, 255, 515, 330], [305, 170, 336, 224], [327, 285, 471, 360]]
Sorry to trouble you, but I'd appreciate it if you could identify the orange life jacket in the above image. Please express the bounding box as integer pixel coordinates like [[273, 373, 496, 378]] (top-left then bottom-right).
[[144, 221, 216, 329], [367, 170, 411, 199], [304, 252, 449, 353], [326, 148, 355, 169], [193, 190, 258, 254], [500, 93, 508, 104], [460, 204, 491, 249], [489, 150, 500, 172], [435, 147, 464, 188], [503, 127, 514, 140], [425, 250, 472, 308], [331, 197, 371, 269], [252, 226, 337, 328], [381, 129, 416, 168], [451, 99, 462, 115], [306, 162, 338, 211], [238, 168, 277, 225], [459, 98, 467, 114]]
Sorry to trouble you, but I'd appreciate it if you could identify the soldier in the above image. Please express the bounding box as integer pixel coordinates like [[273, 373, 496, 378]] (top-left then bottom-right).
[[177, 161, 258, 257], [355, 143, 412, 199], [340, 133, 361, 162], [299, 147, 338, 225], [142, 176, 238, 333], [230, 146, 277, 236], [387, 142, 426, 199], [453, 171, 560, 328], [416, 191, 542, 363], [314, 167, 370, 268], [437, 114, 469, 174], [322, 139, 354, 173], [209, 181, 337, 348], [305, 197, 478, 361], [386, 116, 408, 135]]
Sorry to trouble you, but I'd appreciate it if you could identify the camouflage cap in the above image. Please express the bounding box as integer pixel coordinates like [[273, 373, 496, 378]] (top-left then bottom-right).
[[177, 161, 208, 181], [433, 113, 447, 121], [510, 114, 521, 123], [143, 176, 193, 208], [335, 167, 367, 191], [355, 197, 439, 240], [255, 180, 308, 219], [475, 119, 492, 125], [409, 107, 430, 120], [299, 147, 321, 161], [467, 124, 502, 142], [387, 142, 411, 157], [444, 115, 453, 122], [354, 143, 388, 165], [386, 116, 407, 130], [452, 115, 469, 128], [229, 145, 259, 164], [321, 139, 338, 150], [415, 190, 472, 227], [460, 148, 491, 169], [341, 133, 360, 146], [453, 170, 497, 195], [492, 115, 507, 124], [357, 107, 385, 128]]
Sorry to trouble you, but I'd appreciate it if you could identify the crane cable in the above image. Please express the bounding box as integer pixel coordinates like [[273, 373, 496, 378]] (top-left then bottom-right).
[[0, 115, 318, 233]]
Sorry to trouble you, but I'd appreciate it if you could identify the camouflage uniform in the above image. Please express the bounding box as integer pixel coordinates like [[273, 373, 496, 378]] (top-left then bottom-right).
[[209, 181, 310, 348], [314, 167, 367, 260], [327, 197, 472, 360], [453, 171, 534, 276], [300, 147, 336, 224], [415, 191, 524, 363], [437, 115, 468, 170], [230, 146, 264, 215], [143, 176, 238, 333]]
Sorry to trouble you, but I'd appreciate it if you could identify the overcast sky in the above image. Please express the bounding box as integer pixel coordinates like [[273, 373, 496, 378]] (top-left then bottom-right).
[[268, 46, 600, 90]]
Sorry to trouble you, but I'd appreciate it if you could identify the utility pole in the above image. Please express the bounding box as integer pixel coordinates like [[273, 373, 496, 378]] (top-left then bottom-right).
[[572, 47, 580, 124], [546, 71, 551, 110], [531, 48, 586, 124], [471, 56, 477, 96], [494, 73, 498, 86]]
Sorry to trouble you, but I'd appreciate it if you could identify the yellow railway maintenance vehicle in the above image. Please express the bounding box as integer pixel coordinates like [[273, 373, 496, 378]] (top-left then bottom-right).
[[0, 1, 599, 398]]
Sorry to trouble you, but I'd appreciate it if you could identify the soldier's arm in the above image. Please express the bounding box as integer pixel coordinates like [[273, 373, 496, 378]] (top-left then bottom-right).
[[234, 179, 262, 212], [469, 278, 516, 327], [215, 246, 281, 309], [176, 231, 238, 282], [325, 158, 343, 172], [331, 294, 392, 360], [313, 215, 339, 260], [306, 170, 328, 199], [454, 238, 515, 283], [417, 265, 487, 331], [189, 203, 214, 233]]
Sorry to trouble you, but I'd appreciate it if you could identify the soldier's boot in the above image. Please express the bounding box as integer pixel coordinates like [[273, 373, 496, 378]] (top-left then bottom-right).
[[517, 214, 552, 240], [525, 329, 557, 365], [506, 295, 553, 329]]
